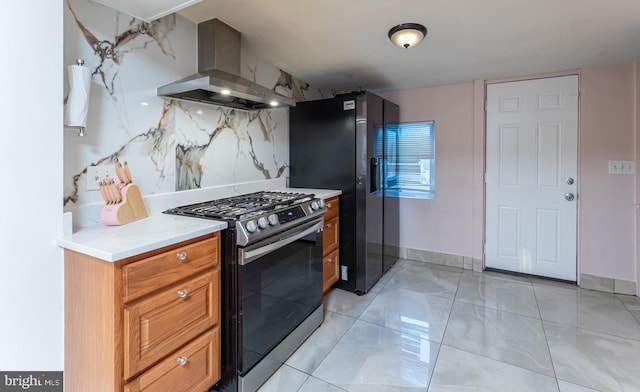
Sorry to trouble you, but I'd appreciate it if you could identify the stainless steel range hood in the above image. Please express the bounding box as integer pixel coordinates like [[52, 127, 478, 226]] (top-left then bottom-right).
[[157, 18, 295, 110]]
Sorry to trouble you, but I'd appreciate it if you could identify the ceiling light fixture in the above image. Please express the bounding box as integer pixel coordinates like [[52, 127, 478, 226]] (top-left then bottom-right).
[[388, 23, 428, 49]]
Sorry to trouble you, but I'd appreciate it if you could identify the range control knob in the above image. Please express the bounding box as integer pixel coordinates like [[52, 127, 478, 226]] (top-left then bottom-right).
[[268, 214, 278, 226], [245, 220, 257, 233], [311, 201, 319, 210], [258, 217, 269, 229], [317, 199, 325, 209]]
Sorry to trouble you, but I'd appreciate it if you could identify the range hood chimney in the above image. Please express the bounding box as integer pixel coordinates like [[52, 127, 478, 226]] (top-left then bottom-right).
[[157, 19, 296, 110]]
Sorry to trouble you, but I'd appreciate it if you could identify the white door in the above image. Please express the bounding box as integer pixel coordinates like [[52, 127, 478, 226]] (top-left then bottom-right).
[[485, 75, 578, 281]]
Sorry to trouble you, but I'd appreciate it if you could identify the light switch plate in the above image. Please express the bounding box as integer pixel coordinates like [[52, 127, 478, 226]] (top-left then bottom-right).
[[86, 165, 117, 190], [608, 160, 636, 175]]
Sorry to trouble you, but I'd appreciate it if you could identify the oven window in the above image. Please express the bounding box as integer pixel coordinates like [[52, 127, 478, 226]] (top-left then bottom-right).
[[240, 230, 323, 374]]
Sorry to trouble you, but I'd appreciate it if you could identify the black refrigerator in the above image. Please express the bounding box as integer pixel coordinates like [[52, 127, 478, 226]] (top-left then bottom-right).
[[289, 91, 400, 294]]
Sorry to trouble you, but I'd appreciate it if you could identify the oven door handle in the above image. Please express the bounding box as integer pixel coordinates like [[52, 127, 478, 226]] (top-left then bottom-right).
[[240, 220, 324, 266]]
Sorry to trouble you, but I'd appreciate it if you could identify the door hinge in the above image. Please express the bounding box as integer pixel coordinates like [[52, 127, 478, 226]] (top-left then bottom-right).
[[484, 99, 488, 111], [483, 243, 486, 255]]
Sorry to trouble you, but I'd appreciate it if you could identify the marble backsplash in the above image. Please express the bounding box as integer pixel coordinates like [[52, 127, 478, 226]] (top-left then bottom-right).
[[63, 0, 324, 210]]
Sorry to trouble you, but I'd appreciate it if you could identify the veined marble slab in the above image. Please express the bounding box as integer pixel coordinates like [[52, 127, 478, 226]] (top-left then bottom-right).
[[64, 0, 325, 212]]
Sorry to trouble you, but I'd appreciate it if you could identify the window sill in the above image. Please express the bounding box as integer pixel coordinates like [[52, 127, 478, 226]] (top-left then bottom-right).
[[384, 190, 434, 200]]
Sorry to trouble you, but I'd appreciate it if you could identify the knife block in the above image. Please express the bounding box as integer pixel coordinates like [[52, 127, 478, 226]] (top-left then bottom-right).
[[100, 184, 148, 226]]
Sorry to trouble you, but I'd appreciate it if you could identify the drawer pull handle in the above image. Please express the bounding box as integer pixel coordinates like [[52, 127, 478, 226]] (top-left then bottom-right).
[[326, 223, 332, 228], [177, 289, 189, 298], [325, 257, 333, 263], [327, 203, 332, 208], [177, 356, 188, 366], [176, 252, 187, 261]]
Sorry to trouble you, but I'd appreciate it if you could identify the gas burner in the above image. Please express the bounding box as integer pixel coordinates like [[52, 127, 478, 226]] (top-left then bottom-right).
[[165, 191, 311, 219], [164, 191, 326, 246]]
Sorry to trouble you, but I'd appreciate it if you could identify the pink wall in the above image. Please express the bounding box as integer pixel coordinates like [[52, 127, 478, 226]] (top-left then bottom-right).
[[381, 62, 638, 284], [381, 83, 478, 257], [634, 62, 640, 296], [579, 63, 636, 281]]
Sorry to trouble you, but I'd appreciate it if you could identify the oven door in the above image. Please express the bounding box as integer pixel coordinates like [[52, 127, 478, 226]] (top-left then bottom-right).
[[237, 218, 324, 377]]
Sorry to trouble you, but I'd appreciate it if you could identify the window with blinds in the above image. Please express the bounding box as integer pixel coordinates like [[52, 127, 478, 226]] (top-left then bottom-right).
[[375, 121, 435, 198]]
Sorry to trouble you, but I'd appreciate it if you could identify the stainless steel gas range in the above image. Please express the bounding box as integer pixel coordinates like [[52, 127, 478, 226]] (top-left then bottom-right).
[[164, 191, 326, 392]]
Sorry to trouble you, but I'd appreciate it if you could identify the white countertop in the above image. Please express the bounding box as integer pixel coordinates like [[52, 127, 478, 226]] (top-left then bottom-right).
[[57, 213, 227, 262], [288, 188, 341, 200], [57, 186, 341, 262]]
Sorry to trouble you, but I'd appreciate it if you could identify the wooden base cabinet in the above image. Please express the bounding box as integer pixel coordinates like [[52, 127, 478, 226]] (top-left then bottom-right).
[[322, 196, 340, 293], [65, 233, 221, 392], [123, 329, 220, 392]]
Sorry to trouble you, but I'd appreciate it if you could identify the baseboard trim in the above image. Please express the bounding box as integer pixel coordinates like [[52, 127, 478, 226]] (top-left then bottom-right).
[[398, 246, 481, 271], [580, 273, 637, 295], [398, 247, 638, 296]]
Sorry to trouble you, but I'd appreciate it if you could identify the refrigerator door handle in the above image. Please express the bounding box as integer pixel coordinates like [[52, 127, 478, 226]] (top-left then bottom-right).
[[370, 157, 379, 193]]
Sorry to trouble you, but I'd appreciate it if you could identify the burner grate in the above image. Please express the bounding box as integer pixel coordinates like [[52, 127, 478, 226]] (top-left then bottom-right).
[[165, 191, 313, 220]]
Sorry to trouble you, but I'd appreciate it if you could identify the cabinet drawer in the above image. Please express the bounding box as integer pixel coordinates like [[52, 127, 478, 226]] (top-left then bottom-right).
[[124, 271, 219, 380], [124, 327, 220, 392], [323, 216, 339, 253], [323, 248, 339, 293], [123, 234, 219, 302], [323, 196, 339, 221]]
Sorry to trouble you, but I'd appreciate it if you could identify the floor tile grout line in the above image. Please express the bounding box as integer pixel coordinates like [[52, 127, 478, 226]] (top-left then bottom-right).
[[532, 280, 640, 333], [426, 262, 464, 392], [442, 303, 559, 378], [275, 365, 309, 392], [261, 259, 640, 392], [384, 258, 463, 302], [456, 270, 542, 320], [437, 342, 560, 381], [541, 318, 640, 343], [366, 258, 449, 392], [305, 270, 393, 386], [452, 297, 543, 320], [294, 373, 349, 392], [441, 270, 561, 382], [625, 304, 640, 325], [531, 280, 561, 388], [616, 295, 640, 327], [292, 309, 358, 388], [382, 282, 459, 302], [309, 305, 368, 367], [295, 309, 358, 377]]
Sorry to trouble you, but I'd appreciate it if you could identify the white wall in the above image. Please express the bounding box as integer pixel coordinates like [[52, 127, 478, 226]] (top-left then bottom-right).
[[0, 0, 64, 369]]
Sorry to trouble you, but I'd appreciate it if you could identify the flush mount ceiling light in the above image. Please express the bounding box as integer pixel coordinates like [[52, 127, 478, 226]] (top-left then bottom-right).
[[388, 23, 428, 49]]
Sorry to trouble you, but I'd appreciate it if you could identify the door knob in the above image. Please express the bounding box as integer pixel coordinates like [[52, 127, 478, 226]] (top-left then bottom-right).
[[564, 193, 575, 201], [565, 177, 574, 185]]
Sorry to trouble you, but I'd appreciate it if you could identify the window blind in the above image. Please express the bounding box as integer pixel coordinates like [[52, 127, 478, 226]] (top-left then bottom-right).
[[385, 122, 435, 161], [379, 121, 435, 194]]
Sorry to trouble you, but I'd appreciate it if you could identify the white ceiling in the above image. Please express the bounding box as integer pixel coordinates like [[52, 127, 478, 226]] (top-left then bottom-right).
[[178, 0, 640, 93]]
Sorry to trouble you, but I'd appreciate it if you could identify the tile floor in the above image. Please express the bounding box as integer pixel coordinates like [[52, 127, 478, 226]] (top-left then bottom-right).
[[257, 259, 640, 392]]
